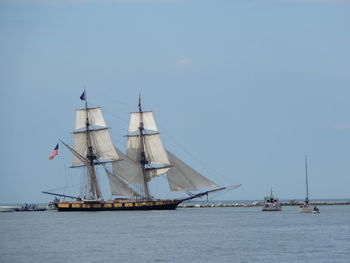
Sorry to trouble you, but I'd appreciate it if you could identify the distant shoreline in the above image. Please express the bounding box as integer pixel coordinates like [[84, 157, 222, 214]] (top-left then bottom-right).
[[179, 200, 350, 208]]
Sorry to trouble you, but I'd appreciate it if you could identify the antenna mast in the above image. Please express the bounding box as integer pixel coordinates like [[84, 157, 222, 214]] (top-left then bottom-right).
[[305, 155, 309, 204]]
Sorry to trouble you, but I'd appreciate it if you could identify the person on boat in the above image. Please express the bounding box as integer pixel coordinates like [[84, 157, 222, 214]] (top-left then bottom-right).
[[313, 206, 319, 212]]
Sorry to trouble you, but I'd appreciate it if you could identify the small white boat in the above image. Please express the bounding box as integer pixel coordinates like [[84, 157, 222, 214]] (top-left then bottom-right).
[[262, 189, 282, 211], [0, 206, 18, 212], [299, 204, 313, 213], [299, 204, 320, 213]]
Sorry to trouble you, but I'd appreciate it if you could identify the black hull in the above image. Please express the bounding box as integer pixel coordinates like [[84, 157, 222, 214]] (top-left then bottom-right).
[[57, 200, 182, 212]]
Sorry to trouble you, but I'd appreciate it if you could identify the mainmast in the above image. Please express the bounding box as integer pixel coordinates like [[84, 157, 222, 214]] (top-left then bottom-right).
[[138, 95, 151, 200], [305, 155, 309, 204]]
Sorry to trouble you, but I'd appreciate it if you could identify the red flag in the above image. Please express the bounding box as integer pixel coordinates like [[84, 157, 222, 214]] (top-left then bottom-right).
[[49, 144, 59, 160]]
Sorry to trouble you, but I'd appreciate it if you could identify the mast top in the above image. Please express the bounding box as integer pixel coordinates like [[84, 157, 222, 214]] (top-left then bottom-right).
[[80, 89, 88, 110], [138, 92, 142, 112]]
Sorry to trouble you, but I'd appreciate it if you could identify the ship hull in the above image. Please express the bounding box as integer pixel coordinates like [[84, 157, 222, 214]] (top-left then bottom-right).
[[262, 207, 282, 212], [56, 199, 182, 212]]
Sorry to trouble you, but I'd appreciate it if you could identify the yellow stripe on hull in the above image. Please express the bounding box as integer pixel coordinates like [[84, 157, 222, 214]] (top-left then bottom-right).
[[56, 200, 182, 211]]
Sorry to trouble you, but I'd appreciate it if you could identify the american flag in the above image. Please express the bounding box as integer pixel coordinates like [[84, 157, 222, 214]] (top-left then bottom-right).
[[49, 144, 59, 160]]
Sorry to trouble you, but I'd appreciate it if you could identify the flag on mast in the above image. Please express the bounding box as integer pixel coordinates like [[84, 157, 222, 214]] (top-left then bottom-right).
[[80, 90, 86, 101], [49, 144, 59, 160]]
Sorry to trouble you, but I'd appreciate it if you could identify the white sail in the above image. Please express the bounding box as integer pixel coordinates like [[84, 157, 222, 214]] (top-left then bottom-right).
[[75, 107, 107, 130], [105, 168, 140, 197], [112, 149, 143, 185], [127, 134, 170, 165], [166, 151, 218, 191], [114, 148, 171, 184], [128, 111, 158, 133], [73, 128, 119, 166], [128, 111, 157, 133], [59, 140, 89, 166], [145, 167, 171, 181], [125, 135, 140, 163], [87, 164, 100, 199]]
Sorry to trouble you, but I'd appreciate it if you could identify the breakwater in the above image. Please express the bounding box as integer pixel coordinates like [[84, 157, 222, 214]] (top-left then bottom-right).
[[178, 200, 350, 208]]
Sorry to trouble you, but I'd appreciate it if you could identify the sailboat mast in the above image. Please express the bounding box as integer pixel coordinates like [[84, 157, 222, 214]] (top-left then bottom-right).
[[83, 90, 101, 199], [305, 155, 309, 203], [138, 95, 151, 200]]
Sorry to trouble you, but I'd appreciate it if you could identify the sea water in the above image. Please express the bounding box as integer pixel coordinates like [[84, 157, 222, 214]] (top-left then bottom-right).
[[0, 205, 349, 263]]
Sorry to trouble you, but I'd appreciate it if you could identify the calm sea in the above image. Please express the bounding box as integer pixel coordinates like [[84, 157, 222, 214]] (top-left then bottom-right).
[[1, 205, 349, 263]]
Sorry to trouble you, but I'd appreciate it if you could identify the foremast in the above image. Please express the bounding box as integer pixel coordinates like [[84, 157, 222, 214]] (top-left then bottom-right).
[[62, 90, 120, 200], [83, 91, 101, 200]]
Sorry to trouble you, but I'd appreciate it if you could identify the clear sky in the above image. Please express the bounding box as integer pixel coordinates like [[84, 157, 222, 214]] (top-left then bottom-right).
[[1, 0, 350, 203]]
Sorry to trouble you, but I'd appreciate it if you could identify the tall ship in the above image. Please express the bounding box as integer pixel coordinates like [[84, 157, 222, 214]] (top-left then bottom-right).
[[299, 156, 320, 213], [44, 91, 240, 211]]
